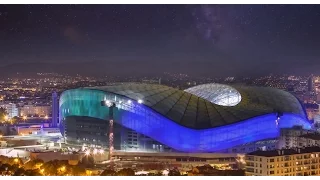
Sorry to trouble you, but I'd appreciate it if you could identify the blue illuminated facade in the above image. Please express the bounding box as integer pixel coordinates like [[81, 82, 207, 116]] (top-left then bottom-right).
[[59, 84, 312, 153]]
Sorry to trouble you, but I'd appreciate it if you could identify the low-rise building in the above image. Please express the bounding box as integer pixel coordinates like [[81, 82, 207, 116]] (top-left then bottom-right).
[[278, 126, 318, 149], [245, 146, 320, 176], [19, 105, 51, 117]]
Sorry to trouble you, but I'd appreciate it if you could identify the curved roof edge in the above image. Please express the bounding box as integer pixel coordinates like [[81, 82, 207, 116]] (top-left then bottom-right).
[[60, 83, 307, 130]]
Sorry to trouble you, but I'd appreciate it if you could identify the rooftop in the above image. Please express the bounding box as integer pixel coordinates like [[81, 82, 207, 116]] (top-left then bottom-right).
[[300, 133, 320, 140], [247, 146, 320, 157], [80, 83, 307, 129]]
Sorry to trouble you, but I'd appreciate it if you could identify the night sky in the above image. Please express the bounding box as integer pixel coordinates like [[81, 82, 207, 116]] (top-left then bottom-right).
[[1, 4, 320, 77]]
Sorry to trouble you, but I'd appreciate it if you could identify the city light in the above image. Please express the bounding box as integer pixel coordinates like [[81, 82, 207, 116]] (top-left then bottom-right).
[[127, 100, 132, 104], [59, 166, 66, 172], [99, 149, 104, 154], [93, 148, 97, 155], [22, 116, 27, 120], [4, 115, 8, 121], [44, 115, 48, 119], [85, 150, 90, 156], [138, 99, 143, 104], [13, 158, 19, 163]]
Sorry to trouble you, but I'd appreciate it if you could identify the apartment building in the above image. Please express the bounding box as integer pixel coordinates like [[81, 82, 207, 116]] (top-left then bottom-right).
[[277, 126, 315, 149], [245, 146, 320, 176], [19, 104, 51, 117]]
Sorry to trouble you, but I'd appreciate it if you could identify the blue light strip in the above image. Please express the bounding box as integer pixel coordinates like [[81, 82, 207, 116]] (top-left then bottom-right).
[[60, 89, 312, 152]]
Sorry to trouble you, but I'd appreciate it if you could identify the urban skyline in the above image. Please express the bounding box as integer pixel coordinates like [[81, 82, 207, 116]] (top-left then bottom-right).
[[1, 3, 320, 176]]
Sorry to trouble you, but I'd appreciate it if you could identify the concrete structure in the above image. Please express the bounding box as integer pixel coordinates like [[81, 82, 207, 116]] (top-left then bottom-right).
[[19, 104, 51, 117], [308, 75, 315, 92], [224, 139, 279, 154], [0, 148, 30, 158], [245, 146, 320, 176], [30, 151, 82, 163], [59, 83, 311, 153], [113, 151, 243, 172], [16, 125, 61, 136], [52, 92, 59, 127], [278, 126, 317, 149], [304, 103, 319, 120]]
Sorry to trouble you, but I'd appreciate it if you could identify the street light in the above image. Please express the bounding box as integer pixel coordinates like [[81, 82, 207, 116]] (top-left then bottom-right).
[[4, 115, 8, 121], [99, 149, 104, 154], [85, 149, 90, 156], [93, 148, 97, 155], [59, 166, 66, 173], [13, 158, 19, 163]]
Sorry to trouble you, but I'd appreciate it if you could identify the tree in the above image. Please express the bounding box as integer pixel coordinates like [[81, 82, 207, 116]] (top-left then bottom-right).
[[41, 160, 67, 176], [70, 165, 86, 176], [0, 155, 10, 164], [24, 169, 42, 176], [197, 164, 214, 175], [13, 168, 26, 176], [0, 107, 7, 121], [80, 155, 94, 168], [156, 171, 163, 176], [24, 159, 44, 170], [0, 163, 12, 175], [188, 167, 200, 176], [116, 168, 135, 176], [100, 169, 116, 176], [168, 168, 181, 176], [11, 116, 20, 124]]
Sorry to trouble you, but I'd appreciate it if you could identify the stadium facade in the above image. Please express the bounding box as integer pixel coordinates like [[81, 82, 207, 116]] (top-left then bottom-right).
[[59, 83, 312, 153]]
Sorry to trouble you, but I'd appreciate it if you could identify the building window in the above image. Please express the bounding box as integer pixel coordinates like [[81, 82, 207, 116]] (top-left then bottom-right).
[[270, 171, 274, 175], [270, 158, 274, 162]]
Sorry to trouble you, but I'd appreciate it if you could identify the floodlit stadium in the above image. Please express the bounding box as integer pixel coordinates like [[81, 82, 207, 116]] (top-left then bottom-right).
[[59, 83, 311, 153]]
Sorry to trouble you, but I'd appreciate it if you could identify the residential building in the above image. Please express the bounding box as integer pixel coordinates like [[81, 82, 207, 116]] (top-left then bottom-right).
[[245, 146, 320, 176], [19, 104, 51, 117]]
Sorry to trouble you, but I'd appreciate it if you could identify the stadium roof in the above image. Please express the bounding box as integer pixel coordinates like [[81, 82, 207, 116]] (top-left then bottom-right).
[[83, 83, 306, 129]]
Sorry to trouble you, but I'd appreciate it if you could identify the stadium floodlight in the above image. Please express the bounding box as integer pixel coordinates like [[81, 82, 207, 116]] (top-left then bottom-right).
[[138, 99, 143, 104]]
